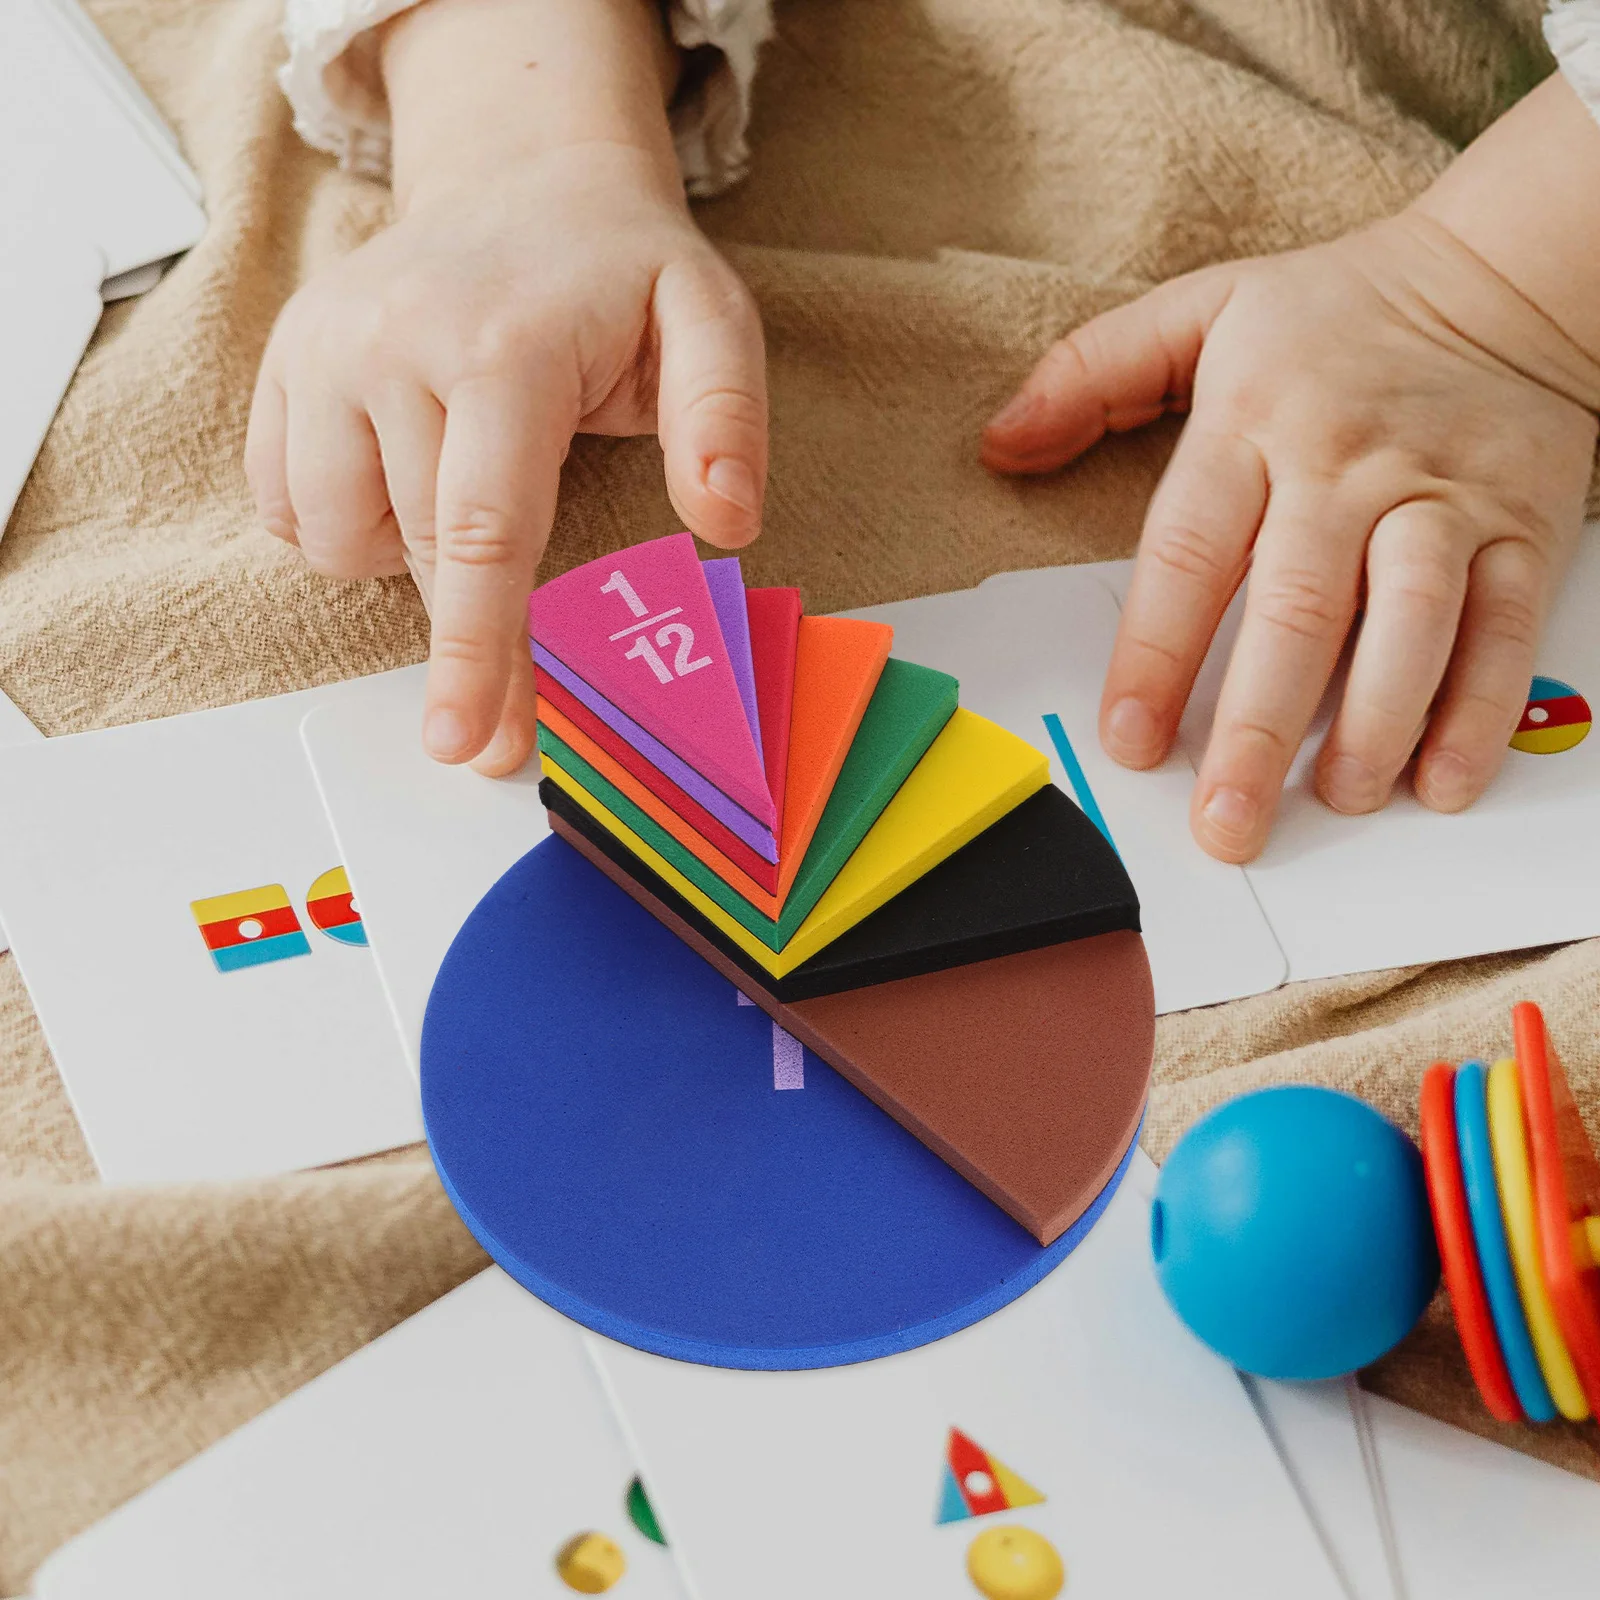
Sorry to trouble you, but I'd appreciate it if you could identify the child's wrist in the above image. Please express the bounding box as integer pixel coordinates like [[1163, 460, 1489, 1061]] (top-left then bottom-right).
[[1407, 73, 1600, 399], [380, 0, 684, 215], [1349, 210, 1600, 419]]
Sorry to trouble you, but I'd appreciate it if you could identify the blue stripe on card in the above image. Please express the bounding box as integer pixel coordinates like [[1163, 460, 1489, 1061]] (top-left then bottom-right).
[[209, 930, 313, 973], [1041, 712, 1118, 858]]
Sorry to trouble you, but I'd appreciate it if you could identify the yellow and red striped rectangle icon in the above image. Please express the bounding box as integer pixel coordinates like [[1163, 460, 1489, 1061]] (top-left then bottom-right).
[[190, 884, 311, 973]]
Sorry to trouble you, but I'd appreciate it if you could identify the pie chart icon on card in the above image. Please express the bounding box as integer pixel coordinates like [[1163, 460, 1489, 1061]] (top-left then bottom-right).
[[1510, 677, 1591, 755], [305, 865, 368, 946]]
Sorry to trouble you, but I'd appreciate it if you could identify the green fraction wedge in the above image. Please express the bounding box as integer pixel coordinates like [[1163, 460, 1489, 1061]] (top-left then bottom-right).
[[538, 657, 958, 951]]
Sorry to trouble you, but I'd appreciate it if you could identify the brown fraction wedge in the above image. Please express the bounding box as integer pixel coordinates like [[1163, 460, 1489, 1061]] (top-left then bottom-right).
[[787, 936, 1153, 1243], [548, 809, 1155, 1244]]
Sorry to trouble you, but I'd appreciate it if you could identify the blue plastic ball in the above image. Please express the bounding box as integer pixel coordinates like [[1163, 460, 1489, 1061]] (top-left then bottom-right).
[[1152, 1087, 1439, 1380]]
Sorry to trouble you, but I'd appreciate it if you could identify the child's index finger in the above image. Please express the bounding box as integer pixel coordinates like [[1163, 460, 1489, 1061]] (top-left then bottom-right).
[[1100, 426, 1267, 771], [423, 368, 576, 764]]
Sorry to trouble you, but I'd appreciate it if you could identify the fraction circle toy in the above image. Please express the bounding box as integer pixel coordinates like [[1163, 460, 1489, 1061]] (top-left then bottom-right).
[[1513, 1001, 1600, 1413], [1418, 1064, 1521, 1422], [1453, 1060, 1556, 1422], [421, 837, 1140, 1370], [1484, 1058, 1590, 1421], [1509, 675, 1592, 755], [1151, 1087, 1438, 1380]]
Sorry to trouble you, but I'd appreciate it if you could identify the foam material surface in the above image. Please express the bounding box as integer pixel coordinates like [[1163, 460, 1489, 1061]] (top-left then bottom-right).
[[537, 699, 782, 914], [545, 775, 1137, 1003], [528, 533, 773, 824], [746, 587, 801, 834], [540, 657, 958, 946], [702, 558, 763, 761], [420, 836, 1138, 1363], [546, 803, 1151, 1243], [532, 643, 778, 861], [535, 669, 779, 887], [542, 707, 1047, 976], [774, 616, 891, 891]]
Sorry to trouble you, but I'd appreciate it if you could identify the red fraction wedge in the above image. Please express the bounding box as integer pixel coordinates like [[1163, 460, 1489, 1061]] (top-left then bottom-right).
[[746, 587, 801, 838]]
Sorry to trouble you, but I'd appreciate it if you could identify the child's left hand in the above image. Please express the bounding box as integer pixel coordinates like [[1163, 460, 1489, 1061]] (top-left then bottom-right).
[[982, 78, 1600, 864]]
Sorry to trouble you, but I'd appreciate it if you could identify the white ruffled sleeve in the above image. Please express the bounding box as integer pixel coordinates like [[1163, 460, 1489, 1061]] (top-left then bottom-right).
[[1547, 0, 1600, 124], [278, 0, 773, 197]]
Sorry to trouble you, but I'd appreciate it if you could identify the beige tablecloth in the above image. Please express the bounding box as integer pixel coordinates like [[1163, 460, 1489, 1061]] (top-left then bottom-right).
[[2, 0, 1596, 1586]]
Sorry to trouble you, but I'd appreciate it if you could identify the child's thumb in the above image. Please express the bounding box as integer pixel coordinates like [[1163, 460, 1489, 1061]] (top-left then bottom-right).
[[982, 265, 1235, 476]]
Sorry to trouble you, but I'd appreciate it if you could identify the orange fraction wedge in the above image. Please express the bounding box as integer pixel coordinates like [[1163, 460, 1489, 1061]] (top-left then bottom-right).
[[774, 615, 892, 901], [1514, 1001, 1600, 1413]]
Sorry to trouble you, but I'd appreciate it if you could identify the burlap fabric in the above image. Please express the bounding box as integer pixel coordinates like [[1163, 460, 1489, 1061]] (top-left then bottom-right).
[[2, 0, 1595, 1586]]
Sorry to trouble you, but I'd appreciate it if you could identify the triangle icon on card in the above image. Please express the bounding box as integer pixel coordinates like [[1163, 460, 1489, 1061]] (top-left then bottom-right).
[[934, 1428, 1046, 1524], [529, 534, 775, 829]]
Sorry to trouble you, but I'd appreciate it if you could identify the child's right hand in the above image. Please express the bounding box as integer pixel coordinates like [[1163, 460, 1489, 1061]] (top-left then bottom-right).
[[982, 74, 1600, 864], [246, 0, 767, 777]]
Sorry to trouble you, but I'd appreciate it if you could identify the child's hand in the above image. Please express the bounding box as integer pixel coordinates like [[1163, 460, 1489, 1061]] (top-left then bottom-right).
[[246, 0, 765, 775], [983, 76, 1600, 864]]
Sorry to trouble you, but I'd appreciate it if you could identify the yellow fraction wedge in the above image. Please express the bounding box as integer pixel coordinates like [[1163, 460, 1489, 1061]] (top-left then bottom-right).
[[543, 707, 1049, 977]]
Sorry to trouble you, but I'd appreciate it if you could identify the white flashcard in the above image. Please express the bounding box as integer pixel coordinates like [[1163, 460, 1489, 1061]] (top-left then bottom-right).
[[301, 667, 549, 1070], [0, 675, 423, 1183], [847, 570, 1287, 1012], [300, 658, 1340, 1600], [0, 231, 106, 535], [1245, 1377, 1399, 1600], [1177, 530, 1600, 982], [0, 687, 44, 956], [593, 1154, 1342, 1600], [0, 0, 206, 280], [1366, 1392, 1600, 1598], [33, 1268, 684, 1600], [0, 687, 41, 749], [1123, 1149, 1396, 1600], [35, 0, 204, 203], [1, 0, 205, 539], [100, 259, 168, 303]]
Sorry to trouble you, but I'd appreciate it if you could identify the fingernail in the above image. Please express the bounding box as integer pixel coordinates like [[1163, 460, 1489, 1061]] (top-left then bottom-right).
[[472, 724, 526, 777], [1200, 785, 1257, 843], [424, 706, 470, 760], [706, 457, 760, 515], [1417, 749, 1474, 811], [1105, 697, 1161, 763], [1321, 752, 1383, 813], [986, 391, 1039, 434]]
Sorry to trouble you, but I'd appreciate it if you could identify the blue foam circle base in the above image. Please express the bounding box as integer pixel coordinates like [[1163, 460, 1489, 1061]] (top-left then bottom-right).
[[421, 836, 1135, 1370]]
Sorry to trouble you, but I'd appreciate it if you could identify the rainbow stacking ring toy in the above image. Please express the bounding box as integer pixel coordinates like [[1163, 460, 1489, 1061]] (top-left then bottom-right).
[[1420, 1003, 1600, 1424]]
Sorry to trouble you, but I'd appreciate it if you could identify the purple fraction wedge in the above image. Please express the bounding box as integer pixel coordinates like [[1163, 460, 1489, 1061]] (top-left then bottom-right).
[[703, 557, 764, 766]]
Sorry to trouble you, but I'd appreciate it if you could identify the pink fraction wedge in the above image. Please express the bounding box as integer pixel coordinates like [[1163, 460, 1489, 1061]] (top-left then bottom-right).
[[529, 534, 774, 828]]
